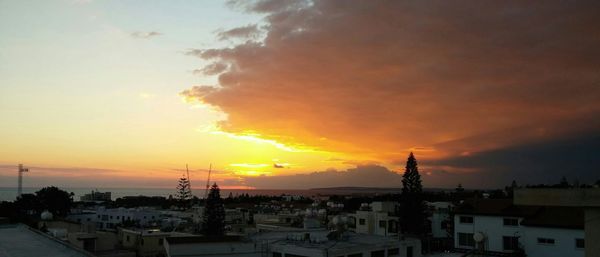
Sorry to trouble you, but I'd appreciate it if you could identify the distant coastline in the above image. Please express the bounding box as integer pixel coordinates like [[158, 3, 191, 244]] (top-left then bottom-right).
[[0, 186, 458, 202]]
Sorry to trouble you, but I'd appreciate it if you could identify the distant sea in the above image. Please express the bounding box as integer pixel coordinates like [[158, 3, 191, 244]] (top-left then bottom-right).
[[0, 186, 415, 202], [0, 187, 311, 202]]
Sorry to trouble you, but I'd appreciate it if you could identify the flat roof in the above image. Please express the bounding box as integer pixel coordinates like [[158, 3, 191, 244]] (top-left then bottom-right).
[[267, 231, 417, 251], [0, 224, 92, 257]]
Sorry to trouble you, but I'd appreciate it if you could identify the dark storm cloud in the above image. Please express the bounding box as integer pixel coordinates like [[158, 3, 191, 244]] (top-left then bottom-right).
[[424, 130, 600, 188], [243, 165, 404, 189]]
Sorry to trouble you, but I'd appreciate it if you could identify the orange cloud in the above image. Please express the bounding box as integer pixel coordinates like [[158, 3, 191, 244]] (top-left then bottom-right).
[[183, 1, 600, 165]]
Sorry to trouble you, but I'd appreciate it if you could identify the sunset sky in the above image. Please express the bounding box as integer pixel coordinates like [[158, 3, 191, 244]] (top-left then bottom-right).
[[1, 0, 599, 190]]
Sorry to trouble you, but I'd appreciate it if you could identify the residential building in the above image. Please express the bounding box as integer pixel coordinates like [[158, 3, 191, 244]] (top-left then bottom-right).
[[453, 198, 585, 257], [514, 188, 600, 257], [80, 190, 112, 202], [427, 202, 453, 239], [349, 201, 400, 237], [165, 230, 422, 257], [119, 228, 196, 257], [95, 207, 161, 230]]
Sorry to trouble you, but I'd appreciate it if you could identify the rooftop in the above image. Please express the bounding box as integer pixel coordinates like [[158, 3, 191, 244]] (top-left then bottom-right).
[[455, 199, 585, 229], [520, 206, 584, 229], [454, 199, 538, 217], [0, 224, 92, 257]]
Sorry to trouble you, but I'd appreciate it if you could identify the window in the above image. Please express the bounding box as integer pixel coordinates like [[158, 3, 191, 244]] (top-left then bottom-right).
[[371, 250, 385, 257], [158, 238, 163, 246], [459, 216, 473, 224], [379, 220, 386, 228], [407, 246, 413, 257], [503, 236, 519, 251], [359, 218, 366, 225], [575, 238, 584, 249], [538, 238, 555, 245], [458, 233, 475, 247], [388, 248, 399, 255], [503, 218, 519, 226], [140, 238, 144, 245], [126, 235, 130, 242]]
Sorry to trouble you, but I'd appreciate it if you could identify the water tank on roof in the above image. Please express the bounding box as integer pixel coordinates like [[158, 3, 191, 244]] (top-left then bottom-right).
[[41, 210, 53, 220]]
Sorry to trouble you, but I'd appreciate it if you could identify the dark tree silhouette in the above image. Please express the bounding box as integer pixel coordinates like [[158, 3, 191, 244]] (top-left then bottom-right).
[[400, 152, 426, 236], [455, 183, 465, 192], [559, 176, 569, 188], [35, 186, 73, 217], [202, 183, 225, 236], [176, 175, 192, 207]]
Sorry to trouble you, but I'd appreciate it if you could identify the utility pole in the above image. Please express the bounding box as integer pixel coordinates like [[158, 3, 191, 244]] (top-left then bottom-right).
[[17, 164, 29, 198], [204, 164, 212, 199]]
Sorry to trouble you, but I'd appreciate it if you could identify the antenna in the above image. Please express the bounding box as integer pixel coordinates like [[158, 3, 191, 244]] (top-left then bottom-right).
[[17, 164, 29, 198], [186, 164, 192, 197], [204, 163, 212, 199]]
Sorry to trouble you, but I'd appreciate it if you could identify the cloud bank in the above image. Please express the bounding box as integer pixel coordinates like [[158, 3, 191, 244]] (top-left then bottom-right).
[[182, 0, 600, 186], [131, 31, 162, 39], [242, 165, 404, 189]]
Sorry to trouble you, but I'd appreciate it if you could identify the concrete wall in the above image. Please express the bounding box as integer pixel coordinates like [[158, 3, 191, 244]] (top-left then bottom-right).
[[271, 240, 421, 257], [585, 208, 600, 257], [95, 231, 119, 251], [431, 211, 450, 238], [514, 188, 600, 207], [166, 241, 260, 257], [521, 226, 584, 257], [138, 235, 167, 257]]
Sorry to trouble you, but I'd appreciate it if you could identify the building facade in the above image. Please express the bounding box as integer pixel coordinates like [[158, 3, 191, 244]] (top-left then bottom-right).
[[454, 199, 585, 257]]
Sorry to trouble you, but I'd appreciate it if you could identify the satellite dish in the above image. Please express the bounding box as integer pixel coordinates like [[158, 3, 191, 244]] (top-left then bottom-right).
[[474, 232, 486, 242]]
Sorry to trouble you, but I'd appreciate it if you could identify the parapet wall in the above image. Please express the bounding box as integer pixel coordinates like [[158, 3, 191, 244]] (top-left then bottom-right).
[[514, 188, 600, 207]]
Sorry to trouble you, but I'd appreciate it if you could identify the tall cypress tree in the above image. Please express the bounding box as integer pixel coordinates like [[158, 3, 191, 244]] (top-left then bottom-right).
[[400, 152, 426, 235], [176, 175, 192, 208], [202, 183, 225, 236]]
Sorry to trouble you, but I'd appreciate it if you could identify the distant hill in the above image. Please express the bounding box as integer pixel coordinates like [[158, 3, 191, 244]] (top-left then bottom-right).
[[309, 186, 452, 192]]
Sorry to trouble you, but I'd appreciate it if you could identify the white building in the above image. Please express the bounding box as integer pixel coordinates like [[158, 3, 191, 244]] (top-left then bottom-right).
[[349, 201, 400, 237], [427, 202, 453, 238], [89, 207, 161, 229], [454, 199, 585, 257]]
